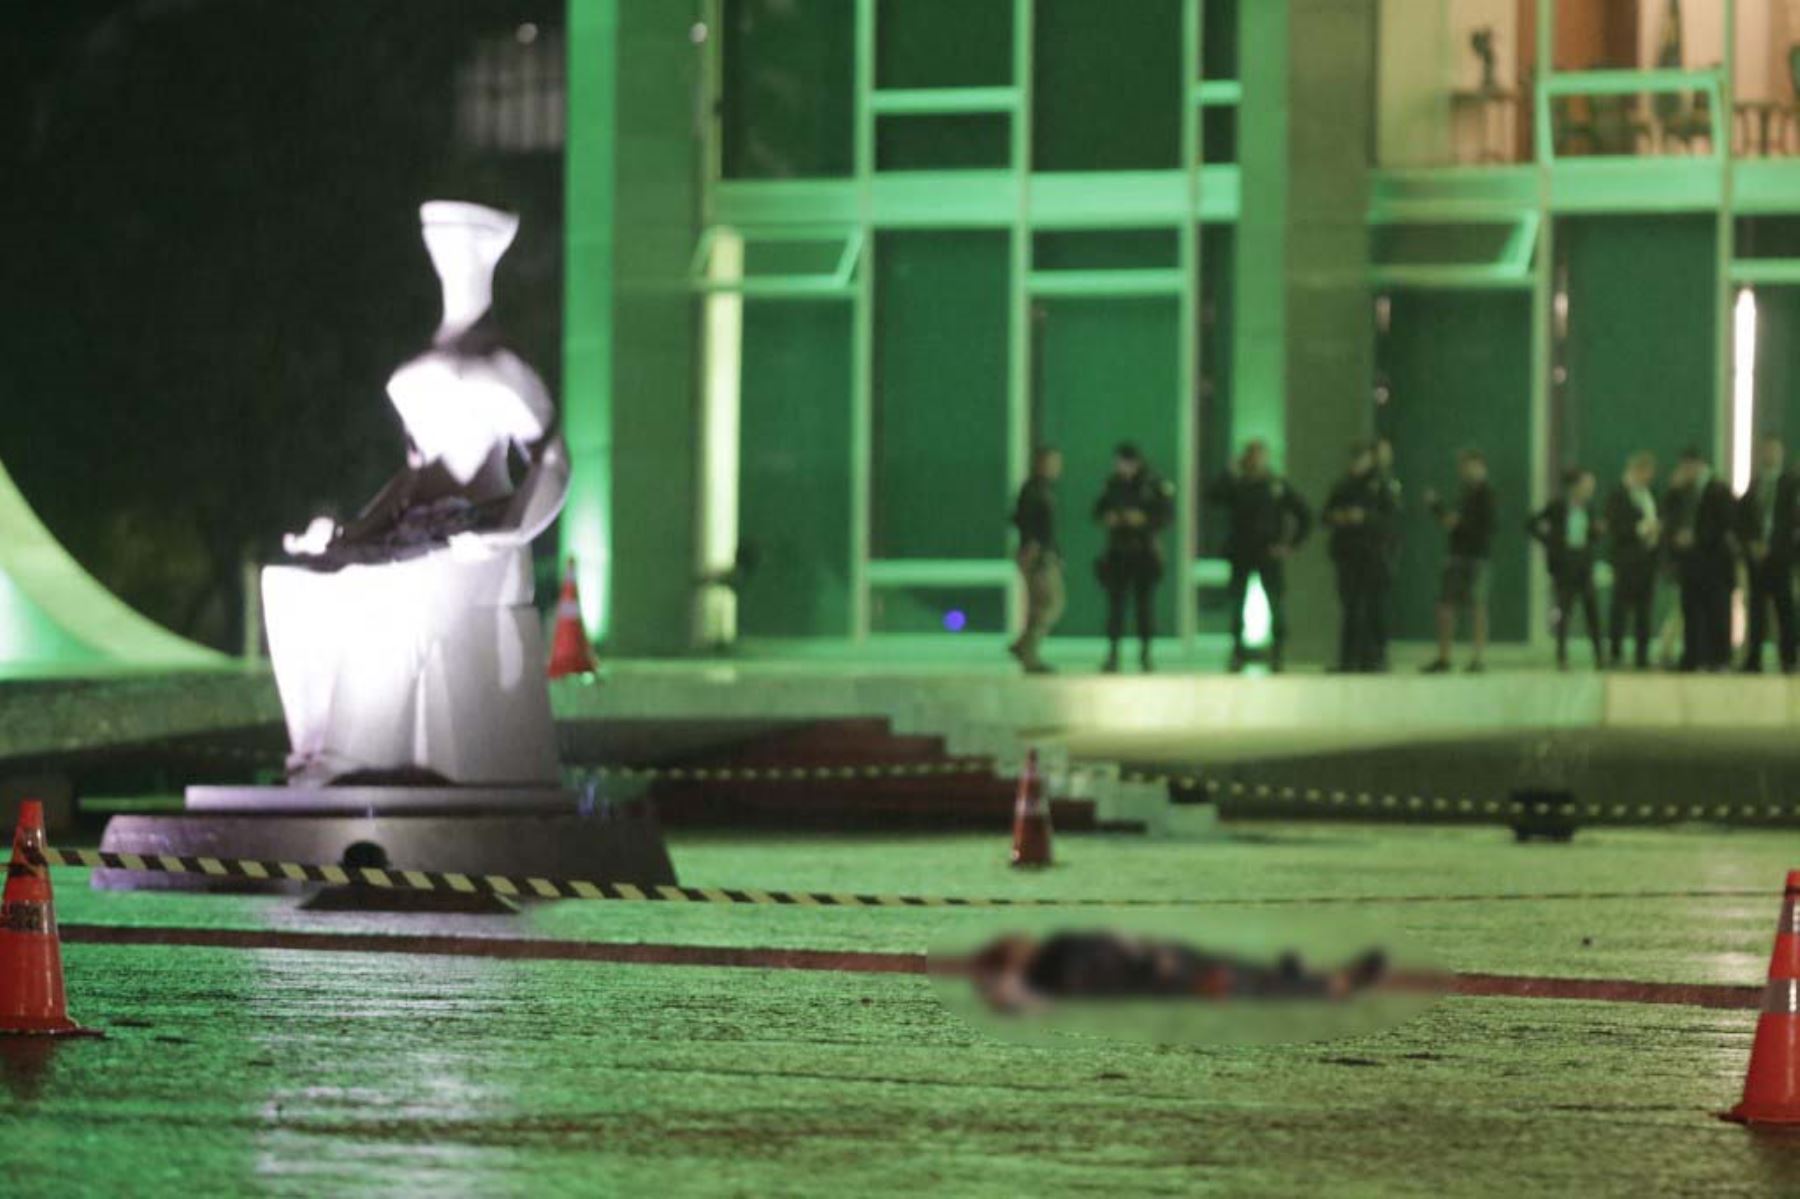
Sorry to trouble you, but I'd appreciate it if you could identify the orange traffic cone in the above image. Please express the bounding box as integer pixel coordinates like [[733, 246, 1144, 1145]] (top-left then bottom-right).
[[1725, 870, 1800, 1124], [0, 801, 96, 1037], [548, 557, 599, 680], [1010, 750, 1053, 868]]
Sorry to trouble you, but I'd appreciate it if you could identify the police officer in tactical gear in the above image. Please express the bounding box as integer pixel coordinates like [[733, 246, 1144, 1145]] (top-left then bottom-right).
[[1094, 443, 1174, 673], [1323, 441, 1391, 673], [1208, 440, 1312, 672], [1370, 438, 1404, 669]]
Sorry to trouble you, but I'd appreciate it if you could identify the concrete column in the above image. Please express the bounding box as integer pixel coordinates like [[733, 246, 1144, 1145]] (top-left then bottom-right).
[[599, 2, 703, 656], [1236, 0, 1377, 666]]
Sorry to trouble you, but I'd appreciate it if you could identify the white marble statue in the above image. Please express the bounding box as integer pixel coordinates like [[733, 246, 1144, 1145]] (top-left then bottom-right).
[[265, 201, 568, 787]]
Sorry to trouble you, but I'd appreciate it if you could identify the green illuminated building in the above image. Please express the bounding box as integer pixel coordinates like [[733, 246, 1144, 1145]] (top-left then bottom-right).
[[560, 0, 1800, 664]]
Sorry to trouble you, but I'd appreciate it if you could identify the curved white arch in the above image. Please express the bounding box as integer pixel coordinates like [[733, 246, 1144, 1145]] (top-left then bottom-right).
[[0, 459, 228, 674]]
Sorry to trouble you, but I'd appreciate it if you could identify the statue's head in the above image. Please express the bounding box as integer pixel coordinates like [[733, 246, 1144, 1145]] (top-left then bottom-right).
[[419, 201, 519, 298], [389, 201, 551, 486]]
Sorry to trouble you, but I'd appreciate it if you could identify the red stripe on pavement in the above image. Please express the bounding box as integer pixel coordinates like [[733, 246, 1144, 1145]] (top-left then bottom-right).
[[59, 925, 1763, 1008]]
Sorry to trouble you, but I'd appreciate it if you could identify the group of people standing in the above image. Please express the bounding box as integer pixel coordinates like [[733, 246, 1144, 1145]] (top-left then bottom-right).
[[1006, 434, 1800, 676], [1008, 443, 1176, 674], [1521, 438, 1797, 674]]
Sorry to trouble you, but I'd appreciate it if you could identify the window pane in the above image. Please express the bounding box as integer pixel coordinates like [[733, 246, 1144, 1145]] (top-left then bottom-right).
[[876, 0, 1013, 90], [722, 0, 854, 179], [872, 232, 1011, 560], [738, 302, 854, 636], [1032, 0, 1182, 171], [870, 587, 1007, 634]]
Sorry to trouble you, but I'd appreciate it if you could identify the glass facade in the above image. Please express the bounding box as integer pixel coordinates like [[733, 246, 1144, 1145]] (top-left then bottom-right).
[[700, 0, 1243, 646], [558, 0, 1800, 654]]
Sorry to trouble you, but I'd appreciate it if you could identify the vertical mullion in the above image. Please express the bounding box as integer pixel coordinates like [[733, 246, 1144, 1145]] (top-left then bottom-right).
[[700, 0, 723, 207], [1176, 0, 1201, 651], [1527, 0, 1553, 648], [1006, 0, 1034, 643], [1716, 0, 1737, 479], [851, 0, 876, 641], [561, 0, 619, 645], [1717, 5, 1740, 649], [693, 0, 726, 650]]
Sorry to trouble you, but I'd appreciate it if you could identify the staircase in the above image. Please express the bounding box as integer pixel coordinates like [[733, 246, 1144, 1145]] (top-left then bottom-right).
[[643, 718, 1100, 830]]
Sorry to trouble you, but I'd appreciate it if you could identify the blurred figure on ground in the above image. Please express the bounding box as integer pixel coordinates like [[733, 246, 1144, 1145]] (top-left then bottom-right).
[[1422, 450, 1496, 674], [1371, 437, 1404, 670], [1736, 435, 1799, 674], [1528, 468, 1604, 670], [1094, 443, 1174, 673], [1322, 441, 1391, 672], [1603, 452, 1661, 670], [968, 930, 1389, 1015], [1664, 447, 1737, 672], [1207, 440, 1312, 673], [1008, 447, 1065, 675]]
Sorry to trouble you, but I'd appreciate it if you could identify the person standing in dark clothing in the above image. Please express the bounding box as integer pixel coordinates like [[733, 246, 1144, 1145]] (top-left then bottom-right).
[[1009, 447, 1065, 674], [1665, 447, 1737, 672], [1603, 452, 1662, 670], [1737, 435, 1799, 673], [1528, 468, 1605, 670], [1094, 443, 1174, 673], [1422, 449, 1496, 674], [1322, 442, 1389, 673], [1207, 440, 1313, 672], [1370, 437, 1404, 670]]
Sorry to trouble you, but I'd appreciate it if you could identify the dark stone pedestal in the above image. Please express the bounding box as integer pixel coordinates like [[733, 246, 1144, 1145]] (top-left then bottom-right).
[[93, 786, 676, 897]]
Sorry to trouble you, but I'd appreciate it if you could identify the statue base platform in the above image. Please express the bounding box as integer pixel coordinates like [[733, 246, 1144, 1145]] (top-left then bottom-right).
[[92, 786, 677, 903], [184, 784, 591, 815]]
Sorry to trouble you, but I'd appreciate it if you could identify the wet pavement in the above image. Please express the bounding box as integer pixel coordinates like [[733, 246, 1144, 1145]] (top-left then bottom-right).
[[7, 825, 1800, 1196]]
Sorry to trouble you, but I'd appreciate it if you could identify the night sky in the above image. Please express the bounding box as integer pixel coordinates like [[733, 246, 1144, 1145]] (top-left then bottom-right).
[[1, 0, 565, 649]]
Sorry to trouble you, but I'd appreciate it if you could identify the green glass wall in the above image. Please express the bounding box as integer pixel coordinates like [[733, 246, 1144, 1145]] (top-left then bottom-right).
[[721, 0, 854, 179], [1197, 223, 1236, 541], [1561, 216, 1718, 480], [1753, 287, 1800, 443], [1196, 222, 1236, 636], [875, 0, 1013, 88], [1199, 0, 1239, 163], [572, 0, 703, 656], [870, 587, 1008, 635], [696, 0, 1249, 649], [1032, 0, 1184, 172], [1376, 291, 1532, 643], [872, 231, 1011, 560], [737, 302, 854, 636], [876, 116, 1011, 171], [1034, 298, 1183, 637], [1740, 222, 1800, 445]]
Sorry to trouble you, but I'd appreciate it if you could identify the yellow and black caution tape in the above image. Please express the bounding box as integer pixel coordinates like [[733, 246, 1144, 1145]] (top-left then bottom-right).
[[40, 848, 1781, 908], [1108, 769, 1800, 826], [43, 846, 1146, 907], [578, 759, 994, 784], [175, 745, 1002, 783]]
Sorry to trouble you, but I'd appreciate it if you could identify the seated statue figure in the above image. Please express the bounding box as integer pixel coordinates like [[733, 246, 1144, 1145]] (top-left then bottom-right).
[[266, 201, 568, 787]]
